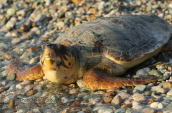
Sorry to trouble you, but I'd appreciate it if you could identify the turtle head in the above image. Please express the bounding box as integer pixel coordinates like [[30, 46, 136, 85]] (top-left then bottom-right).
[[40, 44, 78, 83]]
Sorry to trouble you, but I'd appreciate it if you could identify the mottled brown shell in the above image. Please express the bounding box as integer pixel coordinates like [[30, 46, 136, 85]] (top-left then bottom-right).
[[55, 14, 172, 62]]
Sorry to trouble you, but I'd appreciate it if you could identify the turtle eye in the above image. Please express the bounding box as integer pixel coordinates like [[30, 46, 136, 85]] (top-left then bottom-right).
[[57, 44, 65, 51], [42, 45, 45, 50]]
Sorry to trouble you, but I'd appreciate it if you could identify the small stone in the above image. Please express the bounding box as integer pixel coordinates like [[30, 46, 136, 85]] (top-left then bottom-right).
[[32, 23, 37, 27], [29, 56, 40, 64], [11, 38, 21, 45], [41, 37, 49, 41], [71, 0, 81, 4], [87, 16, 96, 21], [114, 108, 126, 113], [89, 8, 98, 15], [158, 103, 164, 110], [27, 90, 37, 96], [3, 53, 12, 60], [56, 22, 65, 29], [150, 102, 159, 108], [111, 95, 122, 105], [69, 89, 78, 94], [134, 85, 146, 91], [89, 97, 102, 105], [152, 4, 159, 9], [103, 96, 113, 103], [20, 25, 27, 32], [1, 17, 7, 25], [9, 99, 15, 109], [148, 69, 162, 76], [7, 8, 17, 15], [32, 108, 41, 113], [61, 97, 69, 103], [132, 101, 140, 106], [98, 107, 113, 113], [133, 93, 146, 101], [50, 95, 58, 103], [16, 84, 23, 90], [156, 87, 166, 94], [146, 1, 152, 12], [71, 103, 80, 107], [16, 9, 26, 17], [144, 91, 152, 96], [24, 19, 32, 30], [6, 73, 16, 80], [0, 87, 6, 93], [0, 3, 4, 9], [24, 85, 33, 92], [69, 84, 76, 88], [5, 20, 15, 30], [136, 67, 150, 76], [167, 90, 172, 96], [45, 0, 51, 6], [98, 1, 105, 10], [165, 103, 172, 111], [20, 31, 35, 40], [76, 79, 87, 88], [142, 108, 156, 113], [34, 14, 46, 22], [132, 105, 144, 110], [166, 15, 172, 20], [29, 46, 39, 52]]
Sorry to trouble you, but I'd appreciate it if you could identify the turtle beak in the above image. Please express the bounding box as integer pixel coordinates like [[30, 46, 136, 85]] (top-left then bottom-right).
[[41, 44, 62, 69]]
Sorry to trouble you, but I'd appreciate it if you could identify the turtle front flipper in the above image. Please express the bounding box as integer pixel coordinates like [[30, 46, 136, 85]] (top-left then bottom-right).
[[7, 59, 44, 81], [83, 59, 159, 90]]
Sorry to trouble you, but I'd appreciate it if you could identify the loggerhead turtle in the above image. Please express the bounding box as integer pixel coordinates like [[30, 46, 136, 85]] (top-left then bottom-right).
[[7, 14, 172, 90]]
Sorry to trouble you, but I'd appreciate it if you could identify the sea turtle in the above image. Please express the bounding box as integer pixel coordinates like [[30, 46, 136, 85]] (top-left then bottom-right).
[[7, 14, 172, 90]]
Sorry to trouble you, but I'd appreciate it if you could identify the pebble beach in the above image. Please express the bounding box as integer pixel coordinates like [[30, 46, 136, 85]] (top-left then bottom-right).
[[0, 0, 172, 113]]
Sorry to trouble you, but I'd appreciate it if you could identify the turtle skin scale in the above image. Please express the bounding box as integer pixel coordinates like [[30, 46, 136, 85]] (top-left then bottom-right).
[[7, 14, 172, 90]]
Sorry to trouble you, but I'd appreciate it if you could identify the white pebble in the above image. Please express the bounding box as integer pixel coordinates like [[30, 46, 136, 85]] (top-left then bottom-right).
[[8, 84, 16, 91], [56, 22, 65, 29], [133, 93, 146, 101], [156, 87, 166, 94], [77, 111, 84, 113], [3, 95, 15, 103], [69, 89, 78, 94], [45, 0, 51, 6], [111, 95, 122, 105], [98, 1, 105, 10], [24, 85, 33, 92], [116, 92, 130, 100], [136, 67, 150, 76], [132, 101, 140, 106], [16, 9, 26, 17], [61, 97, 69, 103], [167, 91, 172, 96], [151, 85, 161, 92], [89, 97, 101, 105], [5, 20, 15, 30], [32, 108, 41, 113], [76, 79, 87, 88], [150, 102, 159, 108], [132, 105, 144, 110], [168, 3, 172, 8], [98, 107, 113, 113], [158, 103, 164, 110], [21, 80, 31, 85], [34, 14, 46, 22]]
